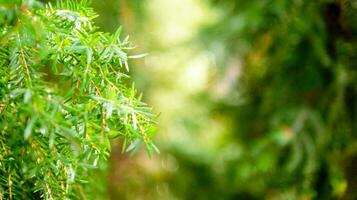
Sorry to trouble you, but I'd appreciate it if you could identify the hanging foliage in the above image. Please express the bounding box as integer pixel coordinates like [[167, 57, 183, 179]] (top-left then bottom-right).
[[0, 0, 156, 199]]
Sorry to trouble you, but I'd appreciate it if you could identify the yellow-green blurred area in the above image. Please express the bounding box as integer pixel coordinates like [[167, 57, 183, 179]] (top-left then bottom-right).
[[90, 0, 356, 199]]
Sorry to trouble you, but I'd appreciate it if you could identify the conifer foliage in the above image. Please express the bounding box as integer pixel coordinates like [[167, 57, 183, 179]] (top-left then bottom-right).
[[0, 0, 156, 199]]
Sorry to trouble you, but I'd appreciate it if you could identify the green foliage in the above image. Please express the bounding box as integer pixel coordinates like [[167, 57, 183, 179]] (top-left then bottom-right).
[[189, 0, 357, 199], [0, 0, 156, 199]]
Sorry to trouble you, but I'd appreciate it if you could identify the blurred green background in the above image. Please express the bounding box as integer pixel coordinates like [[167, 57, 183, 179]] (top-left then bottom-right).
[[88, 0, 357, 199]]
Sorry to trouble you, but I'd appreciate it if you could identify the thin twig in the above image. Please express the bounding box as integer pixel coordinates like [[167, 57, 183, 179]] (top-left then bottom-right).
[[45, 183, 54, 200], [137, 122, 148, 145], [30, 140, 44, 161], [19, 48, 32, 86]]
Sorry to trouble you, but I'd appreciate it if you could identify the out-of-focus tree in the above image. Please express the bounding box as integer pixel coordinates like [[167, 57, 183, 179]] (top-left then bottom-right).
[[197, 0, 357, 199], [92, 0, 357, 199]]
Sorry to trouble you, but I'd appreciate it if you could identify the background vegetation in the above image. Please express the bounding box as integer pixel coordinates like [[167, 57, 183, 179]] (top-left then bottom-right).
[[92, 0, 357, 199]]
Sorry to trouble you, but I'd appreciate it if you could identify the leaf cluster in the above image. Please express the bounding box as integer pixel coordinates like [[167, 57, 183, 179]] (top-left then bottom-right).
[[0, 0, 157, 199]]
